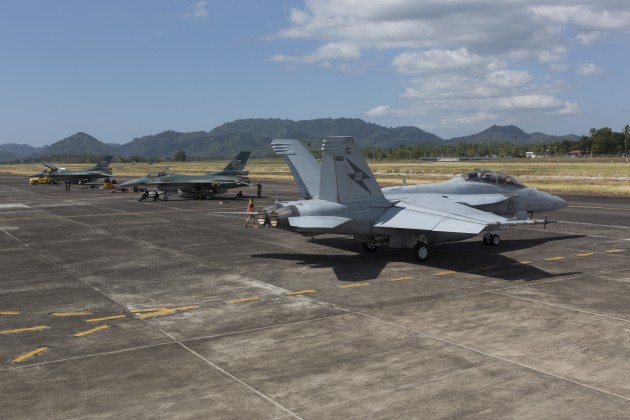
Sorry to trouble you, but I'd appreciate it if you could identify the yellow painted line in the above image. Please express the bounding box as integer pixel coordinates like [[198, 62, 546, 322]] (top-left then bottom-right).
[[85, 314, 126, 323], [135, 305, 199, 319], [286, 289, 318, 295], [13, 347, 49, 363], [74, 325, 109, 337], [129, 308, 164, 313], [472, 266, 495, 271], [0, 311, 19, 315], [512, 261, 532, 265], [544, 257, 565, 261], [576, 252, 595, 257], [433, 271, 456, 276], [338, 283, 369, 289], [387, 277, 414, 282], [225, 297, 261, 304], [605, 249, 625, 253], [51, 311, 94, 317], [0, 325, 49, 335]]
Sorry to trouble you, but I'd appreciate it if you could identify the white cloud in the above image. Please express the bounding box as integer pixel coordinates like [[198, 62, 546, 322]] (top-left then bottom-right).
[[185, 1, 208, 18], [270, 1, 626, 132], [577, 63, 604, 76]]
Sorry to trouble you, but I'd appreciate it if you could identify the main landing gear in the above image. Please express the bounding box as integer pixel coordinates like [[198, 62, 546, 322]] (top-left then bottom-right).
[[483, 233, 501, 246], [413, 241, 429, 262]]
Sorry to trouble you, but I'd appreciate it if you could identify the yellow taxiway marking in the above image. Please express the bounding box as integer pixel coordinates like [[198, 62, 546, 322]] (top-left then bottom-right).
[[0, 325, 49, 335], [86, 314, 127, 323], [544, 257, 565, 261], [605, 249, 625, 253], [0, 311, 19, 315], [512, 261, 532, 265], [74, 325, 109, 337], [338, 283, 370, 289], [433, 271, 456, 276], [133, 305, 199, 319], [287, 290, 318, 295], [472, 266, 495, 271], [387, 277, 415, 282], [225, 297, 261, 304], [51, 311, 94, 317], [576, 252, 595, 257], [13, 347, 49, 363]]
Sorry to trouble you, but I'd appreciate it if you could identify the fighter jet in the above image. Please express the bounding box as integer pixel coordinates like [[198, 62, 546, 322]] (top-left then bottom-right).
[[119, 151, 251, 200], [30, 156, 114, 184], [255, 137, 553, 262], [271, 139, 567, 221]]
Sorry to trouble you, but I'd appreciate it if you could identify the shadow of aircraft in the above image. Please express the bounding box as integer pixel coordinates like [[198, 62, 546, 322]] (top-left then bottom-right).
[[252, 233, 585, 282]]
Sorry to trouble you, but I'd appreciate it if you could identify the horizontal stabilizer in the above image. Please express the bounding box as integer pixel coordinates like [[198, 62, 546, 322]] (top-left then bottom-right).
[[288, 216, 351, 229]]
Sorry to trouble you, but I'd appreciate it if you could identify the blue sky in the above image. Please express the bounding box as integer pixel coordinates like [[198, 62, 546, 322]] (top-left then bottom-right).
[[1, 0, 629, 147]]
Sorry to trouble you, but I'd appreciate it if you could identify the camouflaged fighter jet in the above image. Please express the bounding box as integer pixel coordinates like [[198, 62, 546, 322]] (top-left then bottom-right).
[[30, 156, 114, 184], [255, 137, 554, 262], [119, 151, 250, 200], [271, 139, 567, 223]]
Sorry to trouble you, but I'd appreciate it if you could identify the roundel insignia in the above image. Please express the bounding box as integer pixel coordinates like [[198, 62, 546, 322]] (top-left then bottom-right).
[[507, 200, 515, 210]]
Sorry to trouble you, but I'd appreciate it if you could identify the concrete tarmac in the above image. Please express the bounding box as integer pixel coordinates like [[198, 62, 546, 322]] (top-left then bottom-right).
[[1, 174, 629, 419]]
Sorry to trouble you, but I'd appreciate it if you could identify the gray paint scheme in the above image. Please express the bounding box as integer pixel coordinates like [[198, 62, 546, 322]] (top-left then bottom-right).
[[119, 151, 251, 199], [261, 137, 560, 262]]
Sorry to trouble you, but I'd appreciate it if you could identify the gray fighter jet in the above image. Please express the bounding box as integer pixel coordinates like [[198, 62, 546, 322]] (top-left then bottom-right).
[[119, 151, 250, 200], [271, 139, 567, 221], [30, 156, 114, 184], [255, 137, 555, 262]]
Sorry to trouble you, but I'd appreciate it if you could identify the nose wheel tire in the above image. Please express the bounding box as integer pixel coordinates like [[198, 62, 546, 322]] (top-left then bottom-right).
[[413, 242, 429, 262]]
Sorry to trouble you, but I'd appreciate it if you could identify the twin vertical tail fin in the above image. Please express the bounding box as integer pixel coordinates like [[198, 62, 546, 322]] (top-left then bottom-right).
[[272, 139, 320, 199], [319, 136, 385, 203]]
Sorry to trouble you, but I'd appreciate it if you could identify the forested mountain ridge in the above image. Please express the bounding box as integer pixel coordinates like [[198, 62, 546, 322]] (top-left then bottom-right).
[[0, 118, 586, 161]]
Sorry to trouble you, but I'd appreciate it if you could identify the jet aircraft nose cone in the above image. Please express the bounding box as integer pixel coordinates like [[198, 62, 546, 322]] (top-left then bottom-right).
[[552, 195, 568, 210]]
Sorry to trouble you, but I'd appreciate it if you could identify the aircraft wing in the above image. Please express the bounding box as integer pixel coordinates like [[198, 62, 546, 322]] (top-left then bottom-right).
[[374, 195, 541, 235], [288, 216, 351, 229], [438, 193, 517, 207]]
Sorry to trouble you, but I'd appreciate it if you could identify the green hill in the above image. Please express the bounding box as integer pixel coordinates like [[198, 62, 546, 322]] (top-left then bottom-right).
[[0, 119, 580, 161]]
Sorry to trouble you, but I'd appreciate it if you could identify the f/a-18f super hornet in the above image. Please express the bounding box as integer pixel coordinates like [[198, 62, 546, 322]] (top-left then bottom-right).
[[256, 137, 557, 262], [271, 139, 567, 221], [119, 151, 251, 200], [30, 156, 114, 184]]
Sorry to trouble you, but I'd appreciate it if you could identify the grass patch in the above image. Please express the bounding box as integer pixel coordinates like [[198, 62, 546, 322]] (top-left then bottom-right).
[[3, 158, 629, 195]]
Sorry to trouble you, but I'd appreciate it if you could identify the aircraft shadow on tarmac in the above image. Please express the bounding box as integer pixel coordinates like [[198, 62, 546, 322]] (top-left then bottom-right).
[[252, 234, 585, 282]]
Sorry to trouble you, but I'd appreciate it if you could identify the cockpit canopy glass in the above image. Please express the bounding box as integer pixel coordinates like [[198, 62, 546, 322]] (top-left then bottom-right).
[[145, 171, 168, 178], [464, 170, 525, 187]]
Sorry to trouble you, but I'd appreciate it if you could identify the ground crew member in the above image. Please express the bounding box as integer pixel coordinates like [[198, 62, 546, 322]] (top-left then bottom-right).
[[243, 199, 257, 228], [256, 182, 262, 198]]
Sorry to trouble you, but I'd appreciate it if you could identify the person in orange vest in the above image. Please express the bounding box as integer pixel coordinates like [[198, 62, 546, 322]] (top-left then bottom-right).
[[243, 198, 257, 228]]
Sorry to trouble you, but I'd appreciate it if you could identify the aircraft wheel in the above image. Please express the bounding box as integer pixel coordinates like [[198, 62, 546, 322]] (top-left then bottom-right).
[[490, 234, 501, 246], [32, 181, 38, 185], [483, 234, 491, 246], [362, 241, 378, 252], [413, 242, 429, 262], [163, 195, 168, 201]]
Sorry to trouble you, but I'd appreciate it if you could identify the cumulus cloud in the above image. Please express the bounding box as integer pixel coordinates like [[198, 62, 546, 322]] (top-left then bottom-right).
[[185, 1, 208, 18], [577, 63, 604, 76], [269, 0, 626, 131]]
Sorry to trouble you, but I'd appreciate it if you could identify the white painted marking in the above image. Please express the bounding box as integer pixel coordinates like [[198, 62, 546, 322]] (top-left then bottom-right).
[[0, 203, 30, 209]]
